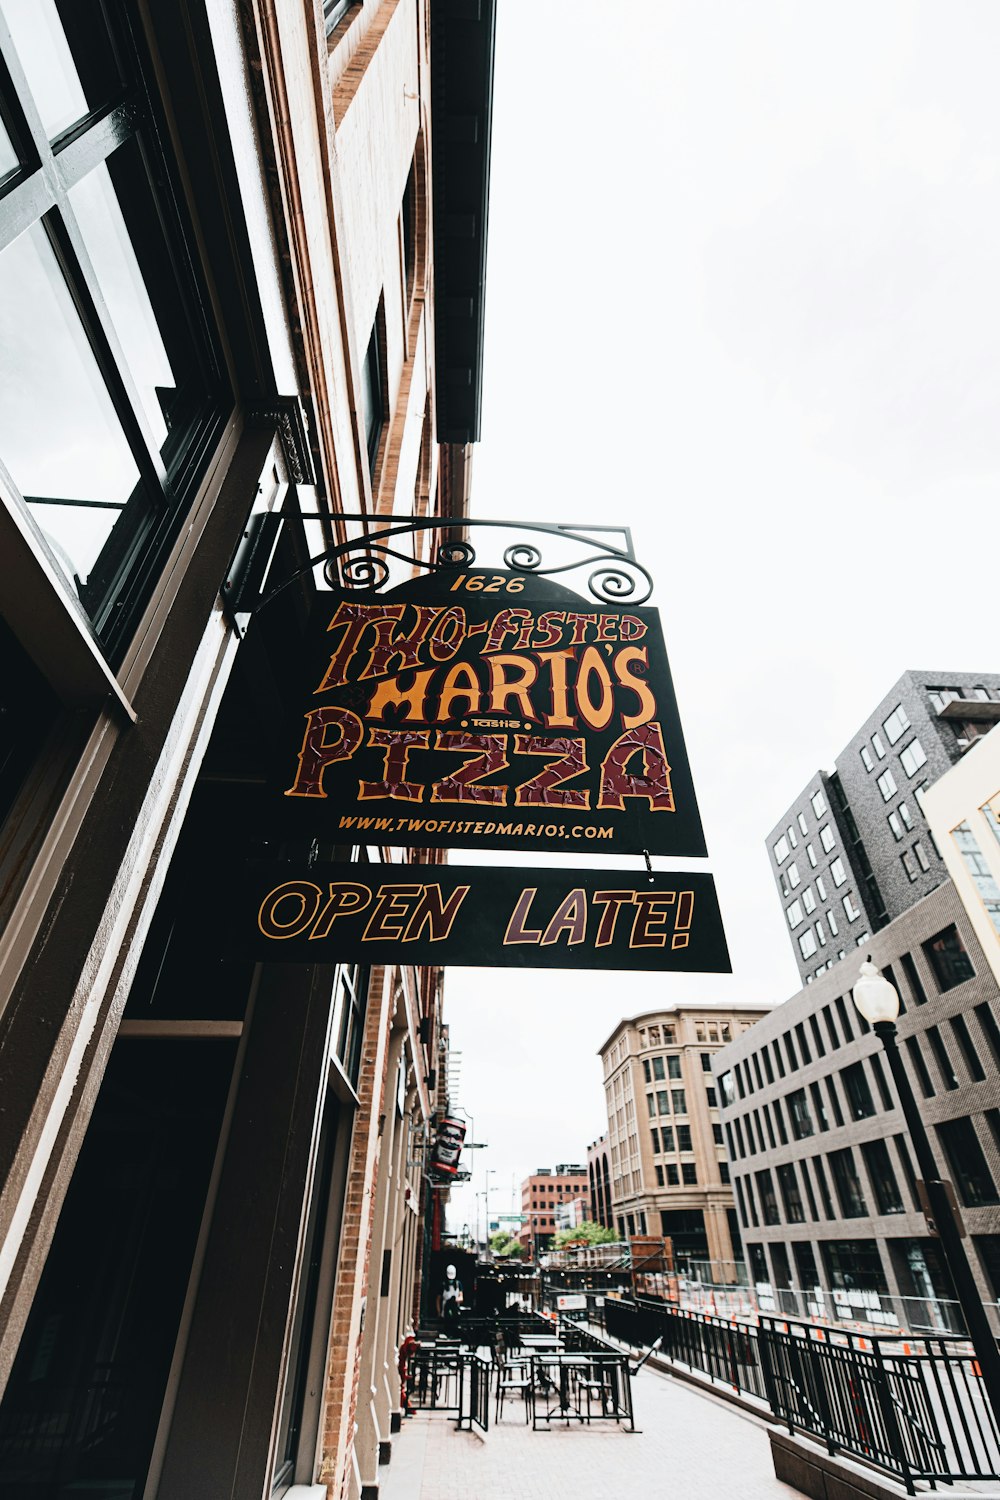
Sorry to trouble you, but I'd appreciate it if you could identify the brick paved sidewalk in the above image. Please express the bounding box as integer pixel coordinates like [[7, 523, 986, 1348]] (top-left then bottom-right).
[[379, 1364, 802, 1500]]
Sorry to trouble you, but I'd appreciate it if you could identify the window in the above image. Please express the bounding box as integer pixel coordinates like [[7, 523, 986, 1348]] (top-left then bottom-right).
[[816, 874, 827, 900], [806, 843, 818, 868], [904, 1036, 935, 1098], [652, 1056, 666, 1081], [787, 1089, 814, 1140], [861, 1140, 904, 1215], [772, 1098, 788, 1144], [950, 1014, 986, 1082], [655, 1165, 664, 1187], [923, 925, 975, 992], [657, 1090, 670, 1114], [901, 849, 918, 882], [913, 841, 930, 872], [772, 1041, 786, 1079], [812, 1157, 836, 1219], [815, 920, 826, 947], [829, 1148, 867, 1217], [667, 1056, 682, 1080], [888, 811, 903, 841], [872, 732, 886, 759], [642, 1059, 651, 1083], [681, 1163, 697, 1186], [660, 1125, 675, 1152], [877, 768, 897, 801], [799, 929, 817, 960], [953, 822, 1000, 935], [825, 1076, 845, 1128], [718, 1071, 735, 1107], [926, 1025, 959, 1090], [755, 1170, 780, 1225], [883, 704, 911, 745], [712, 1123, 724, 1145], [773, 835, 790, 864], [784, 1033, 799, 1071], [719, 1162, 730, 1185], [809, 1015, 826, 1058], [898, 801, 913, 831], [937, 1118, 999, 1207], [893, 1135, 920, 1210], [981, 796, 1000, 849], [811, 790, 827, 818], [794, 1022, 812, 1064], [650, 1127, 659, 1152], [701, 1052, 712, 1072], [798, 812, 808, 835], [324, 0, 358, 31], [820, 825, 836, 854], [706, 1086, 717, 1108], [809, 1080, 829, 1131], [672, 1089, 686, 1115], [0, 12, 227, 661], [802, 888, 816, 914], [830, 857, 846, 887], [360, 312, 386, 475], [666, 1164, 679, 1186], [842, 893, 861, 922], [975, 1004, 1000, 1070], [777, 1164, 806, 1223], [823, 1005, 839, 1049], [826, 908, 839, 936], [860, 745, 874, 772], [899, 739, 927, 777], [929, 688, 962, 713], [646, 1094, 656, 1118], [900, 951, 927, 1006], [787, 824, 798, 848], [762, 1106, 776, 1149], [841, 1062, 875, 1120], [788, 862, 800, 889]]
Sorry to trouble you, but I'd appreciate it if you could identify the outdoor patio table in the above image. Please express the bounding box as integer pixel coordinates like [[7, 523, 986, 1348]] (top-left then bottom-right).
[[532, 1353, 592, 1426]]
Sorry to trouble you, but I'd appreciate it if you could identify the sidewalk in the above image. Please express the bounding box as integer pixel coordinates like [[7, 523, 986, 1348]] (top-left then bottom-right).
[[379, 1363, 802, 1500]]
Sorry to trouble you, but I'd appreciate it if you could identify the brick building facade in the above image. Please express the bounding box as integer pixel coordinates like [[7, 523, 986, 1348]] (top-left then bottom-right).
[[0, 3, 495, 1496]]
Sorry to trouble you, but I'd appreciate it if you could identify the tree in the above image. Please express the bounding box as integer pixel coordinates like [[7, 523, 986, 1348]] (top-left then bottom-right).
[[551, 1220, 619, 1250], [489, 1230, 524, 1259]]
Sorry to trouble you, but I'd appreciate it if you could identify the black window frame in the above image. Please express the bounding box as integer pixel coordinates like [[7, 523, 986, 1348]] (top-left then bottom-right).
[[0, 3, 229, 663]]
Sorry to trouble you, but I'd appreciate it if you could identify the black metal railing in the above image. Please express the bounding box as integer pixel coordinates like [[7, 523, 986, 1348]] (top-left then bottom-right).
[[600, 1296, 1000, 1493], [456, 1354, 491, 1432]]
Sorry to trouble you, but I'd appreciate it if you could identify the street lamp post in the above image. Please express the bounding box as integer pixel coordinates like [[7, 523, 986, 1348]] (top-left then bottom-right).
[[853, 959, 1000, 1421]]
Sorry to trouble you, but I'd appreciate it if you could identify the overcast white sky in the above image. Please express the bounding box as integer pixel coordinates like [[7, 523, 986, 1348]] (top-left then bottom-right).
[[443, 1, 1000, 1237]]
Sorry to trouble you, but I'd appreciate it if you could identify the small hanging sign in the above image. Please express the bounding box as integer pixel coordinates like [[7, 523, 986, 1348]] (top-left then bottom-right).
[[237, 862, 731, 973]]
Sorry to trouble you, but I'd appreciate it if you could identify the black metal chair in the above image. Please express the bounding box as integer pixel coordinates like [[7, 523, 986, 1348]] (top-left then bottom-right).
[[492, 1339, 533, 1423]]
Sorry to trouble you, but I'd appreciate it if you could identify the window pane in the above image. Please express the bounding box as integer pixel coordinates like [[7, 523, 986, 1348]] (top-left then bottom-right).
[[68, 139, 213, 478], [0, 109, 17, 177], [0, 219, 146, 590], [0, 0, 124, 140]]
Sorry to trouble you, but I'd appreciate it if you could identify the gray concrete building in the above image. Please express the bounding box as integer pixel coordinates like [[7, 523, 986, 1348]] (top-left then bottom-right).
[[768, 671, 1000, 986], [712, 881, 1000, 1331]]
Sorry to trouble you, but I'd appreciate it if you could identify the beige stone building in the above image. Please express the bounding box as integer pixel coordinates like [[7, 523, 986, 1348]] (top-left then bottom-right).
[[598, 1007, 768, 1276], [922, 724, 1000, 987]]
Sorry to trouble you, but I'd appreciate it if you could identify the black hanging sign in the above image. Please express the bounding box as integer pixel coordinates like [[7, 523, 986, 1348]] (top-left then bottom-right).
[[274, 571, 707, 857], [238, 863, 731, 973]]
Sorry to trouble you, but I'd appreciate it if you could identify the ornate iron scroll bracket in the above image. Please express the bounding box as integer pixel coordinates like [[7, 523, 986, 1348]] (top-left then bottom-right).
[[232, 515, 655, 617]]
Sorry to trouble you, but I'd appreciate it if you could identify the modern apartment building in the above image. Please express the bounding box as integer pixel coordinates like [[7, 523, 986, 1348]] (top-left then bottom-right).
[[768, 671, 1000, 985], [0, 3, 495, 1497], [519, 1165, 589, 1256], [712, 880, 1000, 1327], [597, 1007, 768, 1275]]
